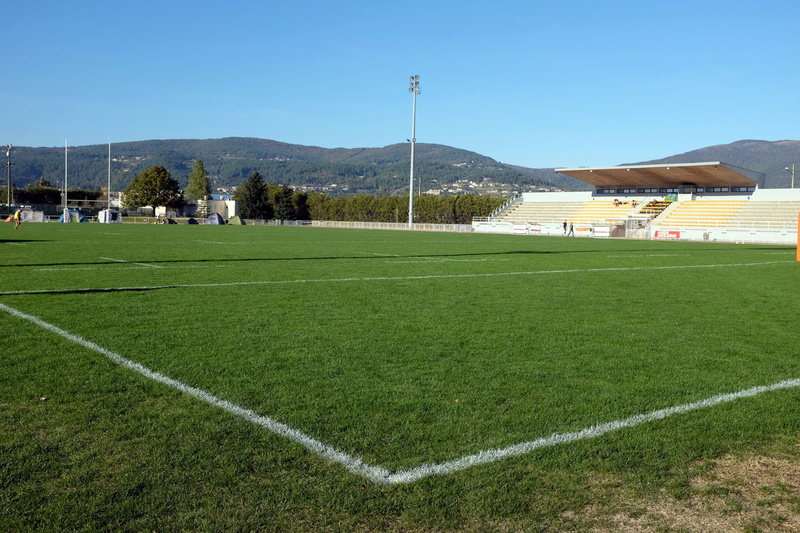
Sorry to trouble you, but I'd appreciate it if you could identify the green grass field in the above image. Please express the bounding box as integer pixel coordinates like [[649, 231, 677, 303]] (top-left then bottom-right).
[[2, 223, 798, 531]]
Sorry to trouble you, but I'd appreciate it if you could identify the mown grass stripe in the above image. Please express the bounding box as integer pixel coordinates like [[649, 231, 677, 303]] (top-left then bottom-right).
[[0, 260, 791, 297]]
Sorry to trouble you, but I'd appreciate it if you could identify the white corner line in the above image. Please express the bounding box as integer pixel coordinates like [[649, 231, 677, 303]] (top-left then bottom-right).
[[382, 378, 800, 484], [0, 302, 390, 482], [2, 301, 797, 485]]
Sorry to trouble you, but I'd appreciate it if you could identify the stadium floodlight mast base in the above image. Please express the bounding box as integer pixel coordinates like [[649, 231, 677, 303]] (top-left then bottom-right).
[[408, 75, 420, 229]]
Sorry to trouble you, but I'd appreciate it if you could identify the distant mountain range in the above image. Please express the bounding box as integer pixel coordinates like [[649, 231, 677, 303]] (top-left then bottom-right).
[[7, 137, 800, 194], [630, 139, 800, 188]]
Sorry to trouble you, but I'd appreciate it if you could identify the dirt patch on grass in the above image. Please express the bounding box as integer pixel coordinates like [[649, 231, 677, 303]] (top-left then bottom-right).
[[565, 443, 800, 532]]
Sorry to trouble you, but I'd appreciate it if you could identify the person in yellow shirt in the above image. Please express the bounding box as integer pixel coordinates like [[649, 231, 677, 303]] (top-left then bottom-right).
[[13, 208, 21, 230]]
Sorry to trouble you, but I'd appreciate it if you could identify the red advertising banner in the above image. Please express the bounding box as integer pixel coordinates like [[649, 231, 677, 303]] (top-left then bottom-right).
[[655, 230, 681, 239]]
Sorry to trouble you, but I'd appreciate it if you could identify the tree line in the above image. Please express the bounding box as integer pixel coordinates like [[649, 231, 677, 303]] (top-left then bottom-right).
[[231, 170, 504, 223], [232, 171, 310, 221], [8, 162, 506, 223], [1, 180, 103, 207], [305, 192, 504, 224]]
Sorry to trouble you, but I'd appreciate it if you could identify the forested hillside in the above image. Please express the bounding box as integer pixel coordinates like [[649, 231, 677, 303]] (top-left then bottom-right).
[[631, 139, 800, 188], [6, 137, 799, 194], [5, 138, 558, 195]]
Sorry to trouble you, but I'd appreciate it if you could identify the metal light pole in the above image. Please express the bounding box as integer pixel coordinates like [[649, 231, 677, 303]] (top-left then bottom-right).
[[785, 164, 795, 188], [63, 140, 69, 222], [5, 145, 11, 207], [107, 142, 112, 218], [408, 75, 420, 228]]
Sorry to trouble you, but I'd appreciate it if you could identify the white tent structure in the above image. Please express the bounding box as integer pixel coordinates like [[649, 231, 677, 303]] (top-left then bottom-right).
[[19, 208, 47, 222], [98, 209, 122, 223]]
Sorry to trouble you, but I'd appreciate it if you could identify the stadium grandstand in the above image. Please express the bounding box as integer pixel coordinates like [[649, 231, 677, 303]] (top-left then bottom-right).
[[473, 162, 800, 244]]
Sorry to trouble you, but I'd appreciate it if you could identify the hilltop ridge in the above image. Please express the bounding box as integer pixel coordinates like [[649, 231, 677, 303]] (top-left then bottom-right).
[[5, 137, 800, 194]]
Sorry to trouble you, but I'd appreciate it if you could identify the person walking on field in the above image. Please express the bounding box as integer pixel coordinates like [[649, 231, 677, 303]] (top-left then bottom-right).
[[563, 220, 567, 235], [568, 222, 574, 237], [13, 208, 21, 230]]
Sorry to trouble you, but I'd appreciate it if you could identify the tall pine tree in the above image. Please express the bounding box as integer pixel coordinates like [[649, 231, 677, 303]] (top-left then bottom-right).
[[233, 172, 272, 220], [185, 159, 211, 218]]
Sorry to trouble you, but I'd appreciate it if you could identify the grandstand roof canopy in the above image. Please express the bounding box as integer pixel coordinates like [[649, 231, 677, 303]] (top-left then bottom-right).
[[555, 162, 764, 189]]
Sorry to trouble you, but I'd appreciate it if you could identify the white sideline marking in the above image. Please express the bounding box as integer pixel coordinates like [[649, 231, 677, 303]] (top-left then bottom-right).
[[384, 378, 800, 484], [0, 302, 390, 483], [0, 260, 792, 297], [388, 258, 509, 264], [100, 257, 162, 268], [608, 254, 690, 258], [34, 265, 229, 272], [2, 301, 798, 485], [356, 252, 400, 257]]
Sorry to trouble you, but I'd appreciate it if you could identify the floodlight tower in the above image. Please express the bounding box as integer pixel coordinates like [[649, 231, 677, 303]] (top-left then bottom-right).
[[5, 145, 11, 207], [408, 75, 420, 228], [63, 140, 69, 222], [107, 143, 112, 217]]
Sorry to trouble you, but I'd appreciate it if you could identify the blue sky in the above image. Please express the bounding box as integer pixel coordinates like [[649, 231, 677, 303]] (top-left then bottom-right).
[[3, 0, 798, 168]]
